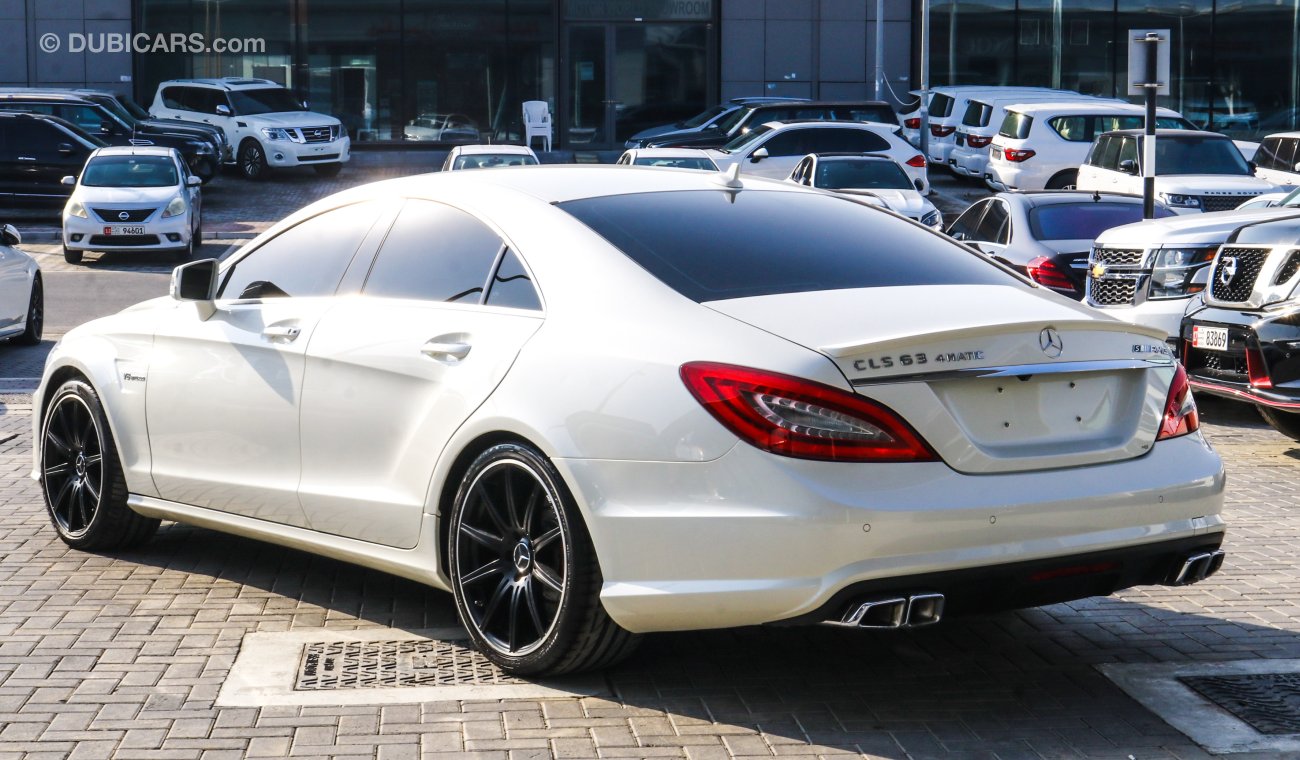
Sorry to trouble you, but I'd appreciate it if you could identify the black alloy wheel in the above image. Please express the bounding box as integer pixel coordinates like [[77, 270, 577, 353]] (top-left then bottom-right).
[[16, 276, 42, 345], [449, 443, 638, 675], [239, 140, 268, 181], [40, 380, 158, 550]]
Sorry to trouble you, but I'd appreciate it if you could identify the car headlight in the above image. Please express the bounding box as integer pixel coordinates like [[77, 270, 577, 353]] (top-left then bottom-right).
[[1148, 246, 1218, 300], [260, 127, 298, 142], [1159, 192, 1202, 209], [194, 142, 215, 155], [66, 200, 88, 219], [920, 209, 943, 228], [162, 196, 187, 218]]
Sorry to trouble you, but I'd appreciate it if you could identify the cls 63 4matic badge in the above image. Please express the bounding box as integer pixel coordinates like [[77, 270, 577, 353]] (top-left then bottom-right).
[[853, 353, 928, 371]]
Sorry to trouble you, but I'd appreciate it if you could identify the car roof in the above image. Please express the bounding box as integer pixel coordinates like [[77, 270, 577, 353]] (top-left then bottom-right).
[[91, 145, 177, 158], [1000, 190, 1149, 207], [453, 144, 537, 156], [808, 153, 897, 161], [1264, 131, 1300, 139], [0, 91, 96, 104], [161, 78, 282, 90], [759, 120, 896, 131], [1007, 100, 1182, 116], [750, 100, 892, 110], [1100, 128, 1224, 138]]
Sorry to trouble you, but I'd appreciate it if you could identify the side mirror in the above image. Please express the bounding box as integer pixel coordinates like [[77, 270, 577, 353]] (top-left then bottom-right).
[[1248, 160, 1258, 173], [186, 175, 202, 187], [170, 258, 218, 319], [99, 121, 114, 134], [57, 143, 74, 156], [214, 105, 232, 117], [1293, 162, 1300, 172], [60, 175, 76, 186], [750, 147, 769, 163], [914, 178, 925, 191], [301, 100, 309, 110], [1118, 159, 1139, 175], [1, 224, 20, 247]]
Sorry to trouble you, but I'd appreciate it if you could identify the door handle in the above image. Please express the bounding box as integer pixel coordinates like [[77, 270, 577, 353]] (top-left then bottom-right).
[[261, 325, 301, 342], [421, 340, 472, 361]]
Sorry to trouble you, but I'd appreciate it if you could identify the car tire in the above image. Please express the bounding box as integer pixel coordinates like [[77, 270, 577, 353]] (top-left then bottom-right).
[[313, 163, 342, 178], [1257, 406, 1300, 441], [238, 140, 269, 181], [16, 275, 42, 346], [194, 158, 217, 184], [39, 378, 160, 551], [449, 442, 639, 675], [63, 246, 83, 264], [1046, 170, 1078, 190]]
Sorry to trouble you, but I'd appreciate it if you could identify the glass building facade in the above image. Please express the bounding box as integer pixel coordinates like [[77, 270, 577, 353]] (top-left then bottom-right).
[[927, 0, 1298, 138], [133, 0, 716, 148]]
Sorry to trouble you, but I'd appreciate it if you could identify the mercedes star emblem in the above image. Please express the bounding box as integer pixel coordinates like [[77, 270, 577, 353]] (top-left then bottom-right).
[[1039, 327, 1064, 359], [118, 211, 130, 221], [1219, 256, 1238, 287]]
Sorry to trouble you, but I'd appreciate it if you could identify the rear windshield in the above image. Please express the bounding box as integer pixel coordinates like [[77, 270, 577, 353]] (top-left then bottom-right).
[[558, 190, 1012, 302], [1028, 202, 1176, 241], [815, 160, 911, 190], [931, 94, 954, 118], [999, 112, 1033, 139], [1153, 136, 1251, 176], [848, 105, 897, 124], [632, 156, 716, 170], [962, 101, 991, 127]]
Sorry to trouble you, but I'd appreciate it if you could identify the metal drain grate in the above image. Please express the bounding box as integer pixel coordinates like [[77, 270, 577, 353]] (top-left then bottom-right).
[[295, 639, 527, 690], [1180, 673, 1300, 735]]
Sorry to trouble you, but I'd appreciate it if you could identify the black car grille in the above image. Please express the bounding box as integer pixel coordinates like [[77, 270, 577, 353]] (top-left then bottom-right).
[[1187, 347, 1247, 381], [298, 126, 337, 143], [92, 207, 154, 223], [1275, 250, 1300, 285], [1210, 247, 1269, 303], [1199, 195, 1256, 213], [1092, 247, 1145, 266], [1088, 276, 1139, 306], [87, 234, 160, 246]]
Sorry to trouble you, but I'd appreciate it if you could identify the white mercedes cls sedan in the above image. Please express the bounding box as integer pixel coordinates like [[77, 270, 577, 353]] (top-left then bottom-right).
[[32, 167, 1226, 675], [0, 223, 42, 345]]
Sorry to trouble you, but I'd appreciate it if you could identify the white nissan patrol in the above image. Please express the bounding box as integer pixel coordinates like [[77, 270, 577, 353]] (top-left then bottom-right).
[[1086, 188, 1300, 340], [150, 78, 349, 180]]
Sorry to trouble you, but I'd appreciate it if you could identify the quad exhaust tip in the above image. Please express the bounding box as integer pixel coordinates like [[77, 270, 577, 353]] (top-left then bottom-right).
[[1169, 550, 1225, 586], [828, 592, 945, 629]]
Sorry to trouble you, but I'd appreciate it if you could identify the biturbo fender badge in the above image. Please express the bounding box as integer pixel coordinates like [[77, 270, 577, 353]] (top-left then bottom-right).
[[122, 373, 146, 383], [1038, 327, 1064, 359]]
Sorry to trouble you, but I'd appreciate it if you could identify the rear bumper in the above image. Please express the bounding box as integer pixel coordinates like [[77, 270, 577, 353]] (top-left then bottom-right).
[[950, 147, 988, 177], [557, 434, 1224, 634], [1182, 302, 1300, 408]]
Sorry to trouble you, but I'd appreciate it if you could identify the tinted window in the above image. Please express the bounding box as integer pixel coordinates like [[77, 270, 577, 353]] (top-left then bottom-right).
[[723, 124, 772, 152], [931, 94, 954, 118], [962, 101, 990, 127], [1116, 137, 1139, 169], [363, 199, 503, 303], [806, 129, 890, 153], [999, 113, 1033, 139], [559, 190, 1012, 302], [1152, 136, 1250, 175], [6, 120, 65, 156], [759, 131, 802, 157], [974, 201, 1009, 244], [632, 156, 715, 170], [681, 104, 728, 129], [54, 105, 116, 133], [1028, 202, 1176, 241], [814, 159, 910, 190], [944, 202, 986, 241], [1092, 136, 1120, 168], [485, 249, 542, 310], [228, 88, 304, 116], [1258, 137, 1284, 170], [219, 202, 383, 299], [1050, 116, 1088, 142], [847, 105, 897, 123]]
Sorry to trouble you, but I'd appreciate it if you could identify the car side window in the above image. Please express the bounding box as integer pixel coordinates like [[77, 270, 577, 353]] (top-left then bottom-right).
[[974, 201, 1010, 244], [362, 199, 504, 304], [9, 121, 64, 157], [1277, 138, 1300, 172], [484, 249, 542, 311], [202, 90, 231, 115], [161, 87, 189, 111], [218, 201, 385, 300], [1091, 136, 1119, 169], [1049, 116, 1087, 142], [760, 131, 804, 157], [1257, 137, 1283, 170], [1116, 137, 1139, 171], [792, 158, 811, 184], [812, 129, 889, 153], [946, 201, 987, 241], [55, 105, 108, 134]]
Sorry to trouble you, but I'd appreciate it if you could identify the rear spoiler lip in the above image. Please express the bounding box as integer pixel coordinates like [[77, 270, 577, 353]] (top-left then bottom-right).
[[849, 356, 1175, 387], [819, 317, 1168, 359]]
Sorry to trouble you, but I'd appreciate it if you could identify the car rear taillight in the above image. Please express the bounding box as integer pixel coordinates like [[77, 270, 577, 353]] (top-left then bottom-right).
[[680, 362, 936, 462], [931, 125, 955, 137], [905, 154, 927, 168], [904, 117, 921, 129], [1157, 364, 1199, 441], [1003, 148, 1036, 162], [1025, 256, 1075, 291], [1246, 346, 1273, 389], [967, 135, 992, 148]]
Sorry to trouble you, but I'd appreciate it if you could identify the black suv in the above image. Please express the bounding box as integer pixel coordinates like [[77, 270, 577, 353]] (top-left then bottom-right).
[[0, 112, 104, 202], [0, 92, 218, 183], [639, 101, 900, 149], [70, 89, 228, 168]]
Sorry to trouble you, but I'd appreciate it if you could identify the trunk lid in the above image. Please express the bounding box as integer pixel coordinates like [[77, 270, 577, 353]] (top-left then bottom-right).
[[705, 285, 1177, 474]]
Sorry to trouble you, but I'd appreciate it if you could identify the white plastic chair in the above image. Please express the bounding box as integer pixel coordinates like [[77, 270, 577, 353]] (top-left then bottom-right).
[[522, 100, 552, 152]]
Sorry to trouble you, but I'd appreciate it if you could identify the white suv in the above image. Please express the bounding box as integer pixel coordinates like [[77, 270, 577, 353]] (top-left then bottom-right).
[[922, 87, 1075, 169], [1254, 132, 1300, 186], [987, 101, 1192, 191], [1077, 130, 1276, 213], [150, 78, 349, 180], [949, 94, 1111, 182]]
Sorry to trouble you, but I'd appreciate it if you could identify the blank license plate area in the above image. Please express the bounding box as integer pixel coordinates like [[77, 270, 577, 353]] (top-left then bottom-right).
[[930, 370, 1145, 454], [1192, 325, 1229, 352], [108, 225, 145, 236]]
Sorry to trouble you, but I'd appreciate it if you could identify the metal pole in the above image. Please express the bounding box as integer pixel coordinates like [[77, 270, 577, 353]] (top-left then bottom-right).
[[874, 0, 885, 101], [1143, 32, 1159, 219], [918, 0, 930, 161]]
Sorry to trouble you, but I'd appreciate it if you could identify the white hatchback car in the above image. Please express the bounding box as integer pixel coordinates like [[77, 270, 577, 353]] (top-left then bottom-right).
[[150, 78, 350, 180], [61, 147, 202, 264], [786, 153, 941, 228], [32, 166, 1225, 675], [0, 224, 41, 345], [441, 144, 539, 171], [615, 148, 718, 171], [710, 121, 929, 191]]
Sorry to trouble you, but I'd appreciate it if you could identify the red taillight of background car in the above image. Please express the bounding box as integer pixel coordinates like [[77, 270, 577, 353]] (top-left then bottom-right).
[[1025, 256, 1075, 291], [931, 125, 955, 137], [966, 135, 992, 148], [904, 117, 921, 129], [680, 362, 937, 462], [1157, 364, 1200, 440], [1003, 148, 1036, 162], [906, 154, 927, 168], [1246, 346, 1273, 389]]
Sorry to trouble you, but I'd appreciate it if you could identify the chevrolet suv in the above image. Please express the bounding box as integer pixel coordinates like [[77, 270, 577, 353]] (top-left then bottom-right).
[[150, 78, 349, 180]]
